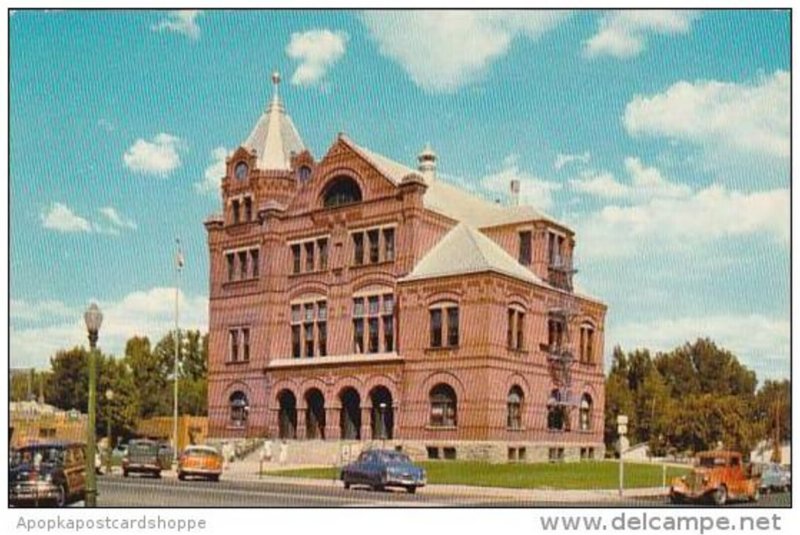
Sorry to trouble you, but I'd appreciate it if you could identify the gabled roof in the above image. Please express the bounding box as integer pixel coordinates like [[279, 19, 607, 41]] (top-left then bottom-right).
[[337, 136, 556, 229], [400, 223, 544, 285], [242, 79, 305, 171]]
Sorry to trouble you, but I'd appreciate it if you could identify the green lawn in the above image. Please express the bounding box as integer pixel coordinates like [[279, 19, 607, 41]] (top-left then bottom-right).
[[267, 461, 689, 490]]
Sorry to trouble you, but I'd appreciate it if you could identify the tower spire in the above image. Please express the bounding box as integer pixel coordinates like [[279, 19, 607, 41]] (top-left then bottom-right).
[[271, 71, 281, 107]]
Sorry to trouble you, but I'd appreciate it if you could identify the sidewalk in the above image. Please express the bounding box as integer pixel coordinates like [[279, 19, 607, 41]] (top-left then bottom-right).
[[200, 456, 668, 503]]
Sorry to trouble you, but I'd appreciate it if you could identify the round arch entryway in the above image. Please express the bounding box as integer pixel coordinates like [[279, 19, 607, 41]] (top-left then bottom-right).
[[369, 386, 394, 440], [304, 388, 326, 439], [277, 390, 298, 439], [339, 388, 361, 440]]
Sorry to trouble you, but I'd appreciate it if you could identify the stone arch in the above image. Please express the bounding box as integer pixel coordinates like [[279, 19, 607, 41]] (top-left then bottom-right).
[[276, 389, 298, 439], [368, 385, 395, 440], [303, 388, 326, 440], [338, 387, 362, 440]]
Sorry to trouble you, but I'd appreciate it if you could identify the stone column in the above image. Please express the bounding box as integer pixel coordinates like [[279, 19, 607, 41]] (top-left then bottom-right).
[[360, 407, 372, 441], [326, 406, 342, 439]]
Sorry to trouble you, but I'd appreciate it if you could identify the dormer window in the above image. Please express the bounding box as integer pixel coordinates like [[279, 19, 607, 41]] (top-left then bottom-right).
[[298, 165, 312, 183], [322, 176, 362, 208], [234, 162, 249, 181]]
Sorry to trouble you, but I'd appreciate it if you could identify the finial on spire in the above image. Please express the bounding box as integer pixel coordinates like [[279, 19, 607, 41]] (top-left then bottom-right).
[[271, 71, 281, 102]]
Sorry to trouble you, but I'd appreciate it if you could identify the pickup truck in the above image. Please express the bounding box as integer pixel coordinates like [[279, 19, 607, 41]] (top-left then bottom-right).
[[669, 450, 760, 505]]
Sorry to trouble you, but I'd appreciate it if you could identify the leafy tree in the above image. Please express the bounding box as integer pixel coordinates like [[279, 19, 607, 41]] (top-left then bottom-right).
[[47, 347, 91, 412], [126, 336, 171, 417], [755, 379, 790, 443]]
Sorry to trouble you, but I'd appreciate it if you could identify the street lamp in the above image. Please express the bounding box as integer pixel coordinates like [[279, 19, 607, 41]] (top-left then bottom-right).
[[105, 389, 114, 475], [83, 303, 103, 508]]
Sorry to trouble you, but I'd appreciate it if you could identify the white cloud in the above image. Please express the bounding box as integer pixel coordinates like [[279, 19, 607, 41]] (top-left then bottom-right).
[[10, 299, 77, 323], [286, 29, 348, 87], [570, 157, 691, 201], [40, 203, 92, 233], [10, 288, 209, 369], [609, 314, 789, 380], [123, 133, 184, 176], [99, 207, 137, 230], [480, 154, 561, 211], [585, 10, 698, 59], [554, 151, 590, 171], [576, 184, 789, 258], [195, 147, 229, 195], [624, 71, 789, 160], [361, 11, 569, 93], [151, 10, 202, 40]]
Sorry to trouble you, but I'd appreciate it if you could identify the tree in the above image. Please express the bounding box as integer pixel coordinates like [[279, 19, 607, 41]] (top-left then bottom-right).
[[47, 347, 91, 412], [755, 379, 790, 444], [126, 336, 171, 417]]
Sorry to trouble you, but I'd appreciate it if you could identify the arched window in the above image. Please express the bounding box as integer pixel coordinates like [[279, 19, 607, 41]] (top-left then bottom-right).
[[507, 386, 524, 429], [229, 391, 249, 428], [579, 393, 593, 431], [429, 383, 457, 427], [298, 165, 312, 183], [322, 176, 362, 208], [547, 389, 567, 431]]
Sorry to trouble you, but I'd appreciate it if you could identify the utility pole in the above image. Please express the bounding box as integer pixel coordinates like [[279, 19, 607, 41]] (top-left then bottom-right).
[[173, 238, 184, 466], [617, 414, 628, 499]]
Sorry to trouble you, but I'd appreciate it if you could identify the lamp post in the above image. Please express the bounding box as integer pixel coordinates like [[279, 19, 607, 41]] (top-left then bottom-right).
[[105, 389, 114, 475], [83, 303, 103, 508]]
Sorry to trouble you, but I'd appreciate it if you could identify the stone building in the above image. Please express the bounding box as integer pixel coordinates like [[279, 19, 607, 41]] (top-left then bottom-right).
[[205, 74, 607, 462]]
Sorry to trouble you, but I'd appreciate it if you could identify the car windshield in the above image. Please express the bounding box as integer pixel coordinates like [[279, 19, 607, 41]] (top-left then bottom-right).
[[18, 447, 64, 464], [378, 452, 412, 464], [698, 456, 731, 468]]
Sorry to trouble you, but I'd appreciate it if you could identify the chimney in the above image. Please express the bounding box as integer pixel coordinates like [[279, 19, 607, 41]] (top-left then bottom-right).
[[417, 143, 437, 182], [510, 179, 520, 206]]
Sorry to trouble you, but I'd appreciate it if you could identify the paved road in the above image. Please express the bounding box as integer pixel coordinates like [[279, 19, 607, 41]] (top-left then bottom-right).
[[92, 475, 792, 508]]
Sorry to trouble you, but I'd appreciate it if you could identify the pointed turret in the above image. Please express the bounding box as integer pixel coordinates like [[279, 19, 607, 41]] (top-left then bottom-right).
[[242, 71, 306, 171]]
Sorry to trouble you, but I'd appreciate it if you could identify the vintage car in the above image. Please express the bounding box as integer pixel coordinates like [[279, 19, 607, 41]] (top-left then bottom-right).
[[122, 439, 163, 478], [758, 463, 791, 493], [669, 450, 760, 505], [9, 441, 87, 507], [341, 449, 426, 493], [177, 446, 223, 481]]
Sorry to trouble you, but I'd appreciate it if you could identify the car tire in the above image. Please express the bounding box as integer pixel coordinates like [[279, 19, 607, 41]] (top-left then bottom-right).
[[373, 484, 385, 492], [211, 474, 220, 482], [343, 481, 350, 489], [406, 486, 417, 494], [178, 472, 185, 481], [123, 470, 129, 478], [55, 485, 67, 508], [751, 488, 760, 502], [155, 471, 162, 479], [713, 485, 727, 506], [668, 492, 683, 504]]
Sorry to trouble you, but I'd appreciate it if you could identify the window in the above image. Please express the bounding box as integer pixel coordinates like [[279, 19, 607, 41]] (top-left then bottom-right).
[[229, 391, 249, 428], [291, 300, 327, 359], [579, 394, 593, 431], [353, 293, 395, 354], [322, 176, 362, 207], [242, 328, 250, 362], [318, 239, 328, 270], [426, 447, 440, 460], [368, 230, 380, 263], [244, 197, 253, 222], [238, 251, 248, 280], [507, 386, 524, 429], [292, 245, 301, 274], [229, 329, 239, 362], [251, 249, 259, 278], [548, 232, 566, 267], [353, 233, 364, 266], [298, 165, 312, 183], [518, 231, 532, 265], [580, 324, 595, 364], [443, 447, 457, 460], [508, 307, 525, 350], [548, 389, 568, 431], [548, 316, 566, 350], [429, 384, 457, 427], [305, 242, 315, 272], [384, 228, 395, 261], [226, 253, 235, 282], [430, 309, 443, 348], [447, 307, 459, 347], [548, 447, 565, 462], [232, 199, 241, 224]]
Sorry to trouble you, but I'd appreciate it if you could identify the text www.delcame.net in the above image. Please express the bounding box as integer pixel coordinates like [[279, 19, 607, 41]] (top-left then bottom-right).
[[538, 512, 782, 534]]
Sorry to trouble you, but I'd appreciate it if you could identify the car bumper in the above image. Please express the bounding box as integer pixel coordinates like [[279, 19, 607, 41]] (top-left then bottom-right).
[[10, 482, 61, 504], [180, 467, 222, 476], [124, 463, 161, 472], [386, 475, 426, 487]]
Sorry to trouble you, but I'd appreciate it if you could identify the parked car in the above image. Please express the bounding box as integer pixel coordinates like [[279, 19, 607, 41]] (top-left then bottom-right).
[[758, 463, 791, 493], [9, 441, 87, 507], [669, 450, 760, 505], [122, 439, 163, 478], [111, 443, 128, 466], [157, 443, 175, 469], [341, 449, 426, 494], [177, 446, 223, 481]]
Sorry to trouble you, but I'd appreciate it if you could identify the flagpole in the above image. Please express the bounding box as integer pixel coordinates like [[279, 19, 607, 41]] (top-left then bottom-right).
[[173, 237, 182, 466]]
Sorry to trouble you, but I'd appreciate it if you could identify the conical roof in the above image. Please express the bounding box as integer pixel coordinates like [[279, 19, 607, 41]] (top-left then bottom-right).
[[242, 72, 306, 171]]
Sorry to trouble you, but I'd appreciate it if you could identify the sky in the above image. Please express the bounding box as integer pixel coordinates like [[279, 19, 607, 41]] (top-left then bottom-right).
[[8, 9, 790, 381]]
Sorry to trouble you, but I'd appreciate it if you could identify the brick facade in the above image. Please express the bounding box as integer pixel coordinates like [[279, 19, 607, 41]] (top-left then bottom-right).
[[205, 82, 607, 462]]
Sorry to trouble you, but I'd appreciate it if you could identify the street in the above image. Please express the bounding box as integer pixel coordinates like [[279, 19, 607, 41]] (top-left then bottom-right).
[[86, 475, 791, 508]]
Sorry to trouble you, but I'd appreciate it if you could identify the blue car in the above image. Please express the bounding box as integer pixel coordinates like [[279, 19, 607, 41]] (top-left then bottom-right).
[[341, 449, 426, 494], [759, 463, 791, 493]]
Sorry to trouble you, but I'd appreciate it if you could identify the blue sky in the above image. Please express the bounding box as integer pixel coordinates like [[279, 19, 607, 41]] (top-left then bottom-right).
[[8, 10, 790, 380]]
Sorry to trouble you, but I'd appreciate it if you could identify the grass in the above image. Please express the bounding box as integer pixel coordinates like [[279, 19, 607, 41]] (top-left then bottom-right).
[[267, 461, 689, 490]]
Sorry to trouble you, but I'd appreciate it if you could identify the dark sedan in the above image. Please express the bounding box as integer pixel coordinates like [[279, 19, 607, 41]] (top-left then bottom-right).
[[9, 441, 86, 507], [341, 449, 426, 493]]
